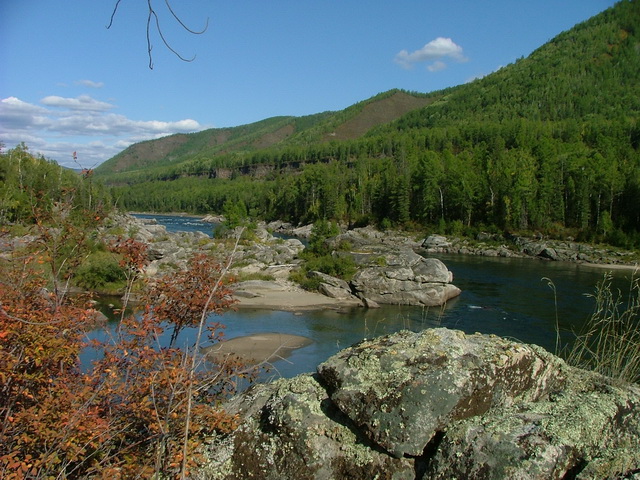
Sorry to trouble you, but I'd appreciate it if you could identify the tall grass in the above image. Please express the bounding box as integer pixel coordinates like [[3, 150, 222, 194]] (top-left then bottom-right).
[[564, 270, 640, 385]]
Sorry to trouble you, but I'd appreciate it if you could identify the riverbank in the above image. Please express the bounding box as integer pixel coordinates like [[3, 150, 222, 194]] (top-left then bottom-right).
[[125, 213, 640, 270], [235, 285, 362, 311], [114, 214, 638, 314], [576, 261, 639, 271]]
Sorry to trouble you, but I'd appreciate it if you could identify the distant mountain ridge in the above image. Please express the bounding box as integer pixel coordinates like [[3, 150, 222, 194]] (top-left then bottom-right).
[[95, 90, 434, 177]]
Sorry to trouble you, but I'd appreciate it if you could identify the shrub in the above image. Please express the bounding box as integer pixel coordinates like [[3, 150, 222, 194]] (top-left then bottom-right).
[[289, 269, 323, 292], [74, 251, 126, 290], [305, 254, 356, 280], [1, 238, 249, 478]]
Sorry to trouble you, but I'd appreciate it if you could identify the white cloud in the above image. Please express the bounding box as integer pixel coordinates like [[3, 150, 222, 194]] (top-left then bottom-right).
[[395, 37, 468, 71], [76, 79, 104, 88], [0, 97, 51, 129], [427, 60, 447, 72], [0, 95, 207, 168], [41, 94, 115, 112]]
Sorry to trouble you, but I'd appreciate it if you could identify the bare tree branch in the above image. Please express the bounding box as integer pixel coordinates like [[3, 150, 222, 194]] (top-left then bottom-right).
[[164, 0, 209, 35], [107, 0, 209, 70], [106, 0, 123, 29]]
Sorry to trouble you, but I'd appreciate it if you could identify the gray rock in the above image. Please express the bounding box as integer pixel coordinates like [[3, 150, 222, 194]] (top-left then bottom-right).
[[539, 246, 559, 261], [318, 328, 565, 458], [292, 224, 314, 239], [318, 283, 355, 300], [362, 297, 380, 309], [308, 271, 358, 301], [349, 250, 460, 306], [308, 271, 351, 291], [198, 328, 640, 480], [332, 227, 421, 250], [422, 234, 452, 248]]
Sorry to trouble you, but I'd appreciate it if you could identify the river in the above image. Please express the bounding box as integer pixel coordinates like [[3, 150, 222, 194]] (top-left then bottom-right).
[[96, 214, 637, 380]]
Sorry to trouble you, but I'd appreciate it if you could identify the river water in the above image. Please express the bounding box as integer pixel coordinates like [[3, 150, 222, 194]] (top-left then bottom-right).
[[102, 214, 636, 380]]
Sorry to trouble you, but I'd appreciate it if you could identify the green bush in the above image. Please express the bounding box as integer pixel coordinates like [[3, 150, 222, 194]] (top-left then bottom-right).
[[74, 251, 126, 290], [308, 219, 340, 255], [289, 269, 323, 292]]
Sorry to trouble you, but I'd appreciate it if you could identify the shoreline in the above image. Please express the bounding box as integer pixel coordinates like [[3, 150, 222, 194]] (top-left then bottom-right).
[[234, 285, 362, 312], [228, 259, 639, 314], [126, 212, 639, 269], [577, 262, 639, 271]]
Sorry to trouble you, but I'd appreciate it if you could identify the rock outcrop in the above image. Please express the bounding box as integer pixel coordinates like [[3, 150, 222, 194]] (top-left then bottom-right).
[[349, 249, 461, 307], [197, 328, 640, 480], [105, 216, 461, 307]]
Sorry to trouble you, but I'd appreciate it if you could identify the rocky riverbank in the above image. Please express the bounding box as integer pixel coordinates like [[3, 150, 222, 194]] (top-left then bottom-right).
[[421, 232, 640, 267], [95, 215, 639, 311], [196, 327, 640, 479], [107, 215, 462, 309]]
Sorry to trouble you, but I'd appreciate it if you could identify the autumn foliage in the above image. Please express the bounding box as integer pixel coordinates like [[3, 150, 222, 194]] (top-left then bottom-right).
[[1, 218, 247, 478]]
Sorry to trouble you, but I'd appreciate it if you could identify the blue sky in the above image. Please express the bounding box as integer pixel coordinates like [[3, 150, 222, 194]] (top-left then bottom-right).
[[0, 0, 617, 168]]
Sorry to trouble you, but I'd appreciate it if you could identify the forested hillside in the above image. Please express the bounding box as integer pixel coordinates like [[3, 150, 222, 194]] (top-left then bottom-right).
[[95, 90, 433, 179], [100, 0, 640, 248]]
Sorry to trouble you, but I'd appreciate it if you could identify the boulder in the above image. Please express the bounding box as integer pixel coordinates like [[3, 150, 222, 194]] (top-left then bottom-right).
[[308, 271, 355, 300], [421, 234, 452, 249], [198, 375, 415, 480], [349, 249, 460, 306], [332, 226, 421, 250], [318, 328, 565, 458], [292, 224, 314, 239], [361, 297, 380, 309], [198, 328, 640, 480]]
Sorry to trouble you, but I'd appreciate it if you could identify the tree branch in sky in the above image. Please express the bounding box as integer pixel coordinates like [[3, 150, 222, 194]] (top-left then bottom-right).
[[107, 0, 209, 69]]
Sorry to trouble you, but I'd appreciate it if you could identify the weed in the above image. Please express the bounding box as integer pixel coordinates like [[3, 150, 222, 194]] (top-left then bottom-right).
[[566, 271, 640, 384]]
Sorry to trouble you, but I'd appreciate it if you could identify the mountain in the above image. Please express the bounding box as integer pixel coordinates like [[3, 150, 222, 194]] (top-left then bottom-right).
[[98, 0, 640, 247], [94, 90, 435, 179]]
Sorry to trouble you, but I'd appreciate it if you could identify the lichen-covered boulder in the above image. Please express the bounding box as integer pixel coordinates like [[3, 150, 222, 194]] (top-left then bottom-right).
[[197, 328, 640, 480], [317, 328, 566, 458], [197, 375, 415, 480], [423, 369, 640, 479]]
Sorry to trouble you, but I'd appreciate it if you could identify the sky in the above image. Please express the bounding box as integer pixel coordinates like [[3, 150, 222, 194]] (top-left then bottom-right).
[[0, 0, 618, 169]]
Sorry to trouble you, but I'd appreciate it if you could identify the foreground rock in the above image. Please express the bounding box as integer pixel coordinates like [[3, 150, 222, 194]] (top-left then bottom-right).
[[197, 328, 640, 480]]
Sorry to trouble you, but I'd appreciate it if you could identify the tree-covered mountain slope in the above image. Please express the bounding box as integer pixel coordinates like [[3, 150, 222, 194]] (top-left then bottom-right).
[[94, 90, 434, 178], [101, 0, 640, 248], [378, 0, 639, 131]]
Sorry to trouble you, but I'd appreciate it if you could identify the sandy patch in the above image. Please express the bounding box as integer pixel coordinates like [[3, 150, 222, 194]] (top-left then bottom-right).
[[578, 262, 639, 272], [233, 282, 362, 311], [202, 333, 313, 364]]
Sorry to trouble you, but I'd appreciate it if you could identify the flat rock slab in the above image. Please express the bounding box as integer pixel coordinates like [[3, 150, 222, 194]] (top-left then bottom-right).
[[202, 333, 313, 364]]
